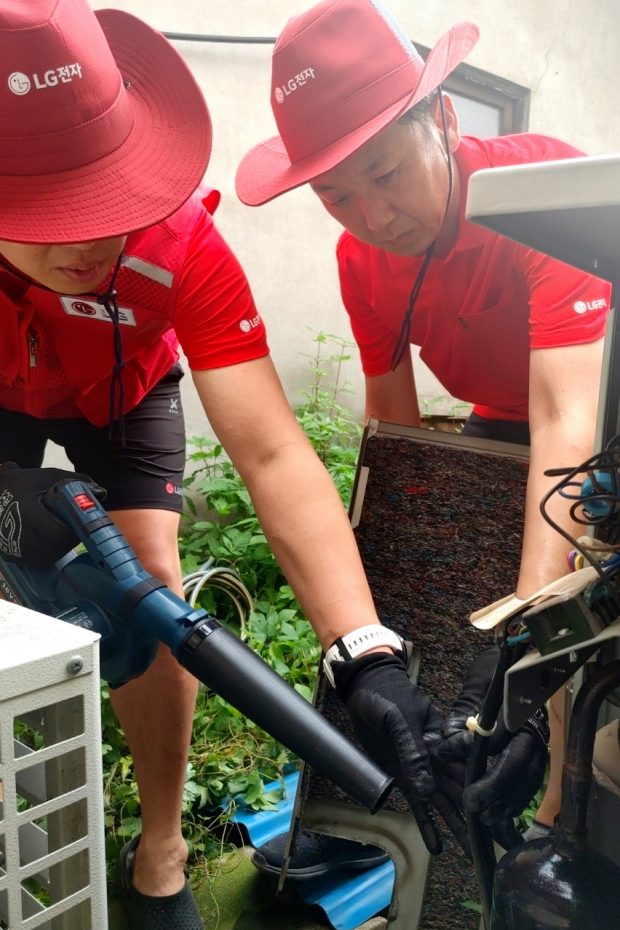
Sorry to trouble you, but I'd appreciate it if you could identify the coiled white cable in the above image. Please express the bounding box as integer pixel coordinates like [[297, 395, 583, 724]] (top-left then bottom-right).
[[182, 558, 253, 640]]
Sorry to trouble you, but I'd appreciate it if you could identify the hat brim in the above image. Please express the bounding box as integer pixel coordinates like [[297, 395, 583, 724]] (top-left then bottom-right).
[[236, 21, 479, 207], [0, 10, 212, 243]]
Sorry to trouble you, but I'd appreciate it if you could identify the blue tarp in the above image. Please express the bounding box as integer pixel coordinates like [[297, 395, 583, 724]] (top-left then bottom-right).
[[229, 772, 300, 850], [228, 772, 393, 930]]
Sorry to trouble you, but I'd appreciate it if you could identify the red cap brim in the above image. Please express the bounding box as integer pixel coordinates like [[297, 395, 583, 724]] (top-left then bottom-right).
[[0, 11, 212, 243], [236, 22, 479, 207]]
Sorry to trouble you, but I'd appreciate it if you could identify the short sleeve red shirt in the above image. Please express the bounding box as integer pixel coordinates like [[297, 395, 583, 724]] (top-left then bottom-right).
[[337, 133, 611, 421], [171, 210, 269, 371], [0, 200, 269, 424]]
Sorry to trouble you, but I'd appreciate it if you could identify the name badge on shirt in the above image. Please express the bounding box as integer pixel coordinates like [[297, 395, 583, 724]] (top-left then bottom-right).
[[59, 295, 137, 326]]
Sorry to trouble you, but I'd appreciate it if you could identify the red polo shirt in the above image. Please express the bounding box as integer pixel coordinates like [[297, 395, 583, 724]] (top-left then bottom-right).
[[337, 133, 611, 421], [0, 191, 270, 425]]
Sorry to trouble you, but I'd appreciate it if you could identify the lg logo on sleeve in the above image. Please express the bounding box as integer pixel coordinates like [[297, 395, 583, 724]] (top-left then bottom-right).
[[239, 314, 261, 333], [574, 298, 608, 315]]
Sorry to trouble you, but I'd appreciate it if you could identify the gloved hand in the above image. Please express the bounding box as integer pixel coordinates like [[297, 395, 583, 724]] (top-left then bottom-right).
[[432, 646, 549, 849], [333, 651, 441, 798], [0, 463, 106, 569], [333, 651, 473, 857]]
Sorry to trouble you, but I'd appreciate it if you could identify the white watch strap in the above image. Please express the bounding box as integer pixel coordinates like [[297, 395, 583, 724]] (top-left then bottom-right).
[[323, 624, 405, 687]]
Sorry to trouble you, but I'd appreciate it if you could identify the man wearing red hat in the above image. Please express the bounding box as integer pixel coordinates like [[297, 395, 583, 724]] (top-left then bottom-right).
[[238, 0, 609, 856], [0, 1, 533, 926]]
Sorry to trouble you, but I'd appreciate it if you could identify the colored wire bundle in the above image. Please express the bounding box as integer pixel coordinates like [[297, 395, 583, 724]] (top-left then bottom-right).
[[540, 434, 620, 613]]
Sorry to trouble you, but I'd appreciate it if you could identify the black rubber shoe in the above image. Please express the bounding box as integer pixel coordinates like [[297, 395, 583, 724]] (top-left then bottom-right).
[[114, 835, 204, 930], [251, 831, 389, 882]]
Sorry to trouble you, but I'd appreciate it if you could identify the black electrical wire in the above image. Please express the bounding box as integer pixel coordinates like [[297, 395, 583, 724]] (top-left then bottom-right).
[[465, 627, 513, 928], [540, 438, 620, 614]]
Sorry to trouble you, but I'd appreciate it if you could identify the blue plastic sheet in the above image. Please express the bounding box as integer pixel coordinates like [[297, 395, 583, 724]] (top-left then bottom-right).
[[228, 772, 394, 929], [300, 861, 394, 930], [229, 772, 300, 849]]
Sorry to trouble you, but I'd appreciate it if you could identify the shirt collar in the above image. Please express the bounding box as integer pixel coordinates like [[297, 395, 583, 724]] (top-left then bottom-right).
[[385, 136, 492, 275], [0, 263, 32, 301]]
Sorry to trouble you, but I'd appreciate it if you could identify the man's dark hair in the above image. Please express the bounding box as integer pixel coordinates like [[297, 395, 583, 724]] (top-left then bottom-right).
[[398, 89, 439, 127]]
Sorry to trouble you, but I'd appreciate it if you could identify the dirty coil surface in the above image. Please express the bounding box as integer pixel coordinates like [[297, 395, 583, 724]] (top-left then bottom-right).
[[309, 434, 528, 929]]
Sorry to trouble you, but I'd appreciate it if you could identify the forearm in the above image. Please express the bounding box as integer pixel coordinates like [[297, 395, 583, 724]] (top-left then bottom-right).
[[517, 340, 603, 598], [193, 360, 382, 651], [517, 414, 596, 598], [365, 352, 421, 426], [241, 435, 381, 649]]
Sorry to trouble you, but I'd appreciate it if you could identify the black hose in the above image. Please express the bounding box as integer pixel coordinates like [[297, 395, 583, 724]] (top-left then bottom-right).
[[465, 638, 513, 928], [554, 659, 620, 857]]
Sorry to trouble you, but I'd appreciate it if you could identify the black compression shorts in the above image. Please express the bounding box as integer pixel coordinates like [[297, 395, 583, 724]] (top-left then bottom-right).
[[0, 364, 186, 512], [462, 411, 530, 447]]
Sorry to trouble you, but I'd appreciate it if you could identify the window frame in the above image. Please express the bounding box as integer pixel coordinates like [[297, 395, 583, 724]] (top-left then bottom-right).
[[414, 44, 530, 135]]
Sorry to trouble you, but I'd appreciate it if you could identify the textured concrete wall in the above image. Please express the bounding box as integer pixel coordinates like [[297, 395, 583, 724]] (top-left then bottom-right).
[[45, 0, 620, 467]]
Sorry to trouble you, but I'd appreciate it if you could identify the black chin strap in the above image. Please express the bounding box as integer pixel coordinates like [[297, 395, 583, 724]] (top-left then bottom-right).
[[0, 251, 127, 445], [93, 254, 126, 444], [390, 87, 454, 372]]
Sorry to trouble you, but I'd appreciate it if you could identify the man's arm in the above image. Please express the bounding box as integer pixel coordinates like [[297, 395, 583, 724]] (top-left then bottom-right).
[[364, 351, 420, 426], [193, 354, 470, 823], [517, 338, 604, 599], [192, 356, 382, 650], [518, 338, 604, 827]]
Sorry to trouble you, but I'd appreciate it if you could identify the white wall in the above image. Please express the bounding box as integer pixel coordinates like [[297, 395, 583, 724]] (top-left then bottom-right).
[[46, 0, 620, 467]]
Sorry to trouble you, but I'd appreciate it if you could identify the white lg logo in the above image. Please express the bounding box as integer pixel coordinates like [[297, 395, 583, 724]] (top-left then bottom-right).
[[239, 320, 251, 333], [8, 72, 31, 95], [574, 301, 587, 314]]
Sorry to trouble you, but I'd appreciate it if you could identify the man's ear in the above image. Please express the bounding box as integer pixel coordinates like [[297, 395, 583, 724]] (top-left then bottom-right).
[[432, 92, 461, 155]]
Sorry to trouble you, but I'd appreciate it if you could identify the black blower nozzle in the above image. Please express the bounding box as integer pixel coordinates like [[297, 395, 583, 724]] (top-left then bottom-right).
[[179, 618, 394, 813]]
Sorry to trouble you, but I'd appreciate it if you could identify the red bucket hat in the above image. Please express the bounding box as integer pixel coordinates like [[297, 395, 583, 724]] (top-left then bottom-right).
[[0, 0, 212, 243], [236, 0, 479, 207]]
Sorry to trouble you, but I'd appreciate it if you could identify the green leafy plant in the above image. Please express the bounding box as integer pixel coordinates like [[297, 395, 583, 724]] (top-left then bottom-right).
[[518, 770, 549, 832], [101, 332, 362, 875]]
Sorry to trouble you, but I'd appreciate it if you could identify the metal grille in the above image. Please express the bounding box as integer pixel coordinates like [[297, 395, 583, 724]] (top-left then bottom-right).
[[0, 604, 107, 929]]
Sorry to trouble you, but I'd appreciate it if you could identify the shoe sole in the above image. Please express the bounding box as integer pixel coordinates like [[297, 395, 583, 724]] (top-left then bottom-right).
[[252, 850, 390, 882]]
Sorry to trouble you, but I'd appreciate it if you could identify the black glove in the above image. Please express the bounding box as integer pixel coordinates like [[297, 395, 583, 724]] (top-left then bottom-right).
[[334, 651, 442, 798], [0, 463, 106, 569], [333, 652, 472, 857], [432, 647, 549, 849]]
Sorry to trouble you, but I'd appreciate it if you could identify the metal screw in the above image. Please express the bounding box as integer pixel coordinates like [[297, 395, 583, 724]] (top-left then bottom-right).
[[67, 656, 84, 675]]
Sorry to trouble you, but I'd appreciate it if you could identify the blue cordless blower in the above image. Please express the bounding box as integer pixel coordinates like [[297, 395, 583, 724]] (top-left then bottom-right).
[[0, 477, 393, 814]]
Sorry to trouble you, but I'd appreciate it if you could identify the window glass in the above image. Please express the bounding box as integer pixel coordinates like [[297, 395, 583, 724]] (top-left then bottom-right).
[[450, 91, 502, 138]]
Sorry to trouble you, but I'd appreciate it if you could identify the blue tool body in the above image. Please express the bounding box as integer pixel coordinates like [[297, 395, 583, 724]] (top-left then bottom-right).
[[0, 479, 204, 685]]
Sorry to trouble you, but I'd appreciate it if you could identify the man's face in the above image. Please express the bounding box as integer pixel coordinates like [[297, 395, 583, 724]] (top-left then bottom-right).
[[311, 95, 460, 257], [0, 236, 127, 294]]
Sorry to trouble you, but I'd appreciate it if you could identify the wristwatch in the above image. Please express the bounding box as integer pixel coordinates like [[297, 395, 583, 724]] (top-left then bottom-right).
[[323, 624, 406, 687]]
